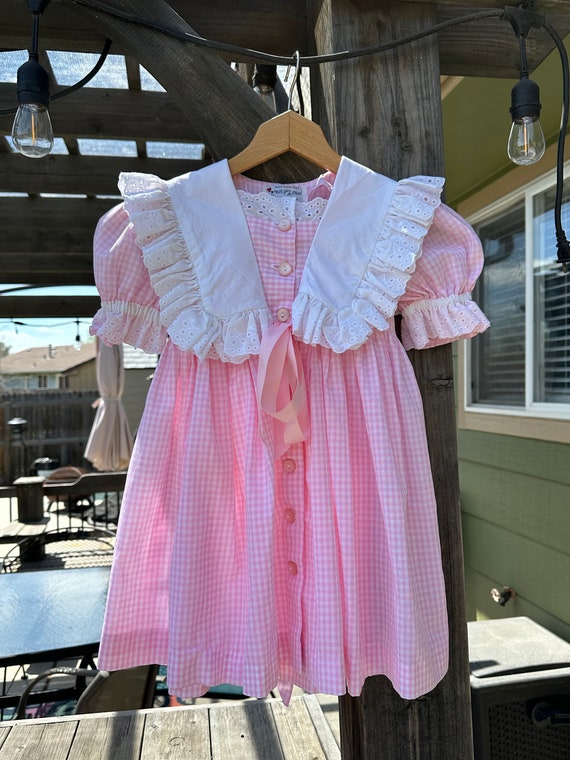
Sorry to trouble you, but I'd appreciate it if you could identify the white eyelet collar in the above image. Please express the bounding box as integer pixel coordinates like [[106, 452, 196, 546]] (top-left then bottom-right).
[[118, 158, 444, 361]]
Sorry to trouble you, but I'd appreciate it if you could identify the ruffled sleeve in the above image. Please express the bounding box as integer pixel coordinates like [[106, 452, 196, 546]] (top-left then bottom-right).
[[397, 204, 490, 350], [90, 201, 168, 353]]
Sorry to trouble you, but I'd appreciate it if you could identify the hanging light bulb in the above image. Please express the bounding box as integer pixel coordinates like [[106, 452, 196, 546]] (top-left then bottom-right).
[[506, 21, 545, 167], [507, 75, 546, 165], [253, 65, 277, 112], [12, 59, 53, 158], [12, 0, 54, 159]]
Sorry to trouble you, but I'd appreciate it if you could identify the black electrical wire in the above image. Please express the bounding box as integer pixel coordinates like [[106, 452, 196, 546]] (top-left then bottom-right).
[[51, 37, 112, 100], [2, 0, 568, 266], [542, 18, 570, 268], [0, 37, 112, 117], [70, 0, 504, 67]]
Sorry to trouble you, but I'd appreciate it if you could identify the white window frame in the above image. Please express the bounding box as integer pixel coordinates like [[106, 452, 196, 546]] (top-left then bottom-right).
[[458, 161, 570, 443]]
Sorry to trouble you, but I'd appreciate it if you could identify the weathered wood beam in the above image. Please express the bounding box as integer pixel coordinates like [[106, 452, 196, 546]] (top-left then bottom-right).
[[0, 296, 101, 318], [437, 5, 570, 78], [1, 248, 94, 280], [63, 0, 317, 180], [0, 197, 116, 255], [1, 0, 309, 56], [311, 0, 474, 758], [0, 266, 94, 286], [0, 86, 202, 142], [1, 0, 567, 77], [0, 154, 207, 195]]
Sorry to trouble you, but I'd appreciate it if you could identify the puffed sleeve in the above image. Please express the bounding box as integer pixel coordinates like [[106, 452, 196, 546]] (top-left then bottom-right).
[[398, 204, 490, 350], [89, 202, 168, 353]]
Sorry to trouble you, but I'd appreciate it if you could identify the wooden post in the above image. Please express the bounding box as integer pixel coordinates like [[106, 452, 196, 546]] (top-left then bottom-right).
[[14, 476, 46, 562], [310, 1, 474, 758], [14, 476, 45, 522]]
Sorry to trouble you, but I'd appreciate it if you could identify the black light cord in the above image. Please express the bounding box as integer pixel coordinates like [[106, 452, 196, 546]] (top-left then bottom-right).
[[52, 37, 112, 101], [0, 37, 112, 117], [2, 0, 568, 267], [70, 0, 504, 66], [542, 18, 570, 268]]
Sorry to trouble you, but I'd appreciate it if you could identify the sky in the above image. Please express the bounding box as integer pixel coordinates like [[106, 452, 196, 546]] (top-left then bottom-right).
[[0, 286, 98, 355]]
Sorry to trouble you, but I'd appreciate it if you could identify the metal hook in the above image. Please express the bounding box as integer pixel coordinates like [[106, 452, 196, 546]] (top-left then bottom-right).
[[286, 50, 301, 112]]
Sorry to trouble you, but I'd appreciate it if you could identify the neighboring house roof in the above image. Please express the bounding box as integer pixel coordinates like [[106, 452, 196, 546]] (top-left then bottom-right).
[[122, 345, 159, 370], [0, 343, 97, 375]]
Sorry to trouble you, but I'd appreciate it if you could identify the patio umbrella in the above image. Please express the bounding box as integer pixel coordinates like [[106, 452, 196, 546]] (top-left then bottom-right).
[[84, 339, 134, 471]]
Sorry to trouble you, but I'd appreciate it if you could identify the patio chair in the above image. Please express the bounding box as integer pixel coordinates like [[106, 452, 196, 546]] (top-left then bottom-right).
[[14, 664, 160, 720], [0, 526, 115, 572], [43, 466, 94, 512]]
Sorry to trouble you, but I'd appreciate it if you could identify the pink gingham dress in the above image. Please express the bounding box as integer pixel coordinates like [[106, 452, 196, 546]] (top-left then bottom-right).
[[91, 157, 489, 704]]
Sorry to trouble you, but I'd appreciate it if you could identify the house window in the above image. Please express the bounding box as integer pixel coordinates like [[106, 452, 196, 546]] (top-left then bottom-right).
[[37, 375, 48, 389], [469, 168, 570, 414], [59, 375, 70, 389]]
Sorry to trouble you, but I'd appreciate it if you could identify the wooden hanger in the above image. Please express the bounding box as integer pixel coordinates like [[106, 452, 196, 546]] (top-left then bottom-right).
[[228, 110, 342, 176]]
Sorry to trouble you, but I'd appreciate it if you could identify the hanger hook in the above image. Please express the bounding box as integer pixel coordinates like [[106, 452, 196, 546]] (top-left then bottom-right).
[[287, 51, 301, 111]]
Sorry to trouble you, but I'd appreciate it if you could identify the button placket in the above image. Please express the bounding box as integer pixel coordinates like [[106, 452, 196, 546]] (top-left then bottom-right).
[[281, 451, 301, 582], [265, 194, 303, 675], [277, 443, 304, 675]]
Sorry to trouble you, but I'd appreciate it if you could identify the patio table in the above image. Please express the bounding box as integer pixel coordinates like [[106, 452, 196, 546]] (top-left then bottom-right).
[[0, 566, 110, 711]]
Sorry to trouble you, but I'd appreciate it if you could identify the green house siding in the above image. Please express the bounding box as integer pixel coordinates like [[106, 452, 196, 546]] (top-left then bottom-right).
[[458, 429, 570, 641]]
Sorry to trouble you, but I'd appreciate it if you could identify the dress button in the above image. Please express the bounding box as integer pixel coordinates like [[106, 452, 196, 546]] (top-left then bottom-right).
[[282, 458, 296, 473], [278, 261, 293, 277], [284, 508, 296, 524], [288, 561, 298, 576], [278, 219, 292, 232], [276, 307, 290, 322]]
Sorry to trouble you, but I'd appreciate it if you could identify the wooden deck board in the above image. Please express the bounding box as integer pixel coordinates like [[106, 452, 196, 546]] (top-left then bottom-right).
[[141, 707, 211, 760], [270, 698, 338, 759], [0, 727, 11, 751], [0, 695, 339, 759], [68, 712, 146, 760], [0, 720, 77, 760], [210, 700, 284, 760]]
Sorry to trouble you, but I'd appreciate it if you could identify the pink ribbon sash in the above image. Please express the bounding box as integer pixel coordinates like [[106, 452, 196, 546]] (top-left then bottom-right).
[[257, 321, 310, 456]]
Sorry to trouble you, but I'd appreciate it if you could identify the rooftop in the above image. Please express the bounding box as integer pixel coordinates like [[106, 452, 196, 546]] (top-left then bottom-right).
[[0, 343, 96, 374]]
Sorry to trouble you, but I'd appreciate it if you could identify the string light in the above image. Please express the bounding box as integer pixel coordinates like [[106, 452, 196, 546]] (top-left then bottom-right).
[[1, 318, 91, 344], [2, 1, 568, 266], [507, 33, 546, 166], [2, 319, 91, 329], [12, 0, 54, 158]]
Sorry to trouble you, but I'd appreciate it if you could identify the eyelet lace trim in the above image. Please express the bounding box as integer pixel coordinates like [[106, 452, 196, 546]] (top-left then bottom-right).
[[118, 172, 271, 362], [91, 300, 167, 354], [117, 170, 473, 359], [400, 293, 490, 349], [236, 189, 328, 223], [293, 176, 445, 352]]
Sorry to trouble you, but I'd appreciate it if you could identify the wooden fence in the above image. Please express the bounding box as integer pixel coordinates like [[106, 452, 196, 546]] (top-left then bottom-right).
[[0, 390, 98, 484]]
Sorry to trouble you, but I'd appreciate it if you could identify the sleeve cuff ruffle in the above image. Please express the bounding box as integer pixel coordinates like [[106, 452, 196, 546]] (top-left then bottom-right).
[[400, 293, 490, 350], [294, 176, 444, 352], [119, 172, 271, 362], [90, 301, 168, 353]]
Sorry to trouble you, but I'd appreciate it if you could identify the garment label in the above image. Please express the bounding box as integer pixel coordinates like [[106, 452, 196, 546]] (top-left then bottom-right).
[[266, 185, 304, 199]]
